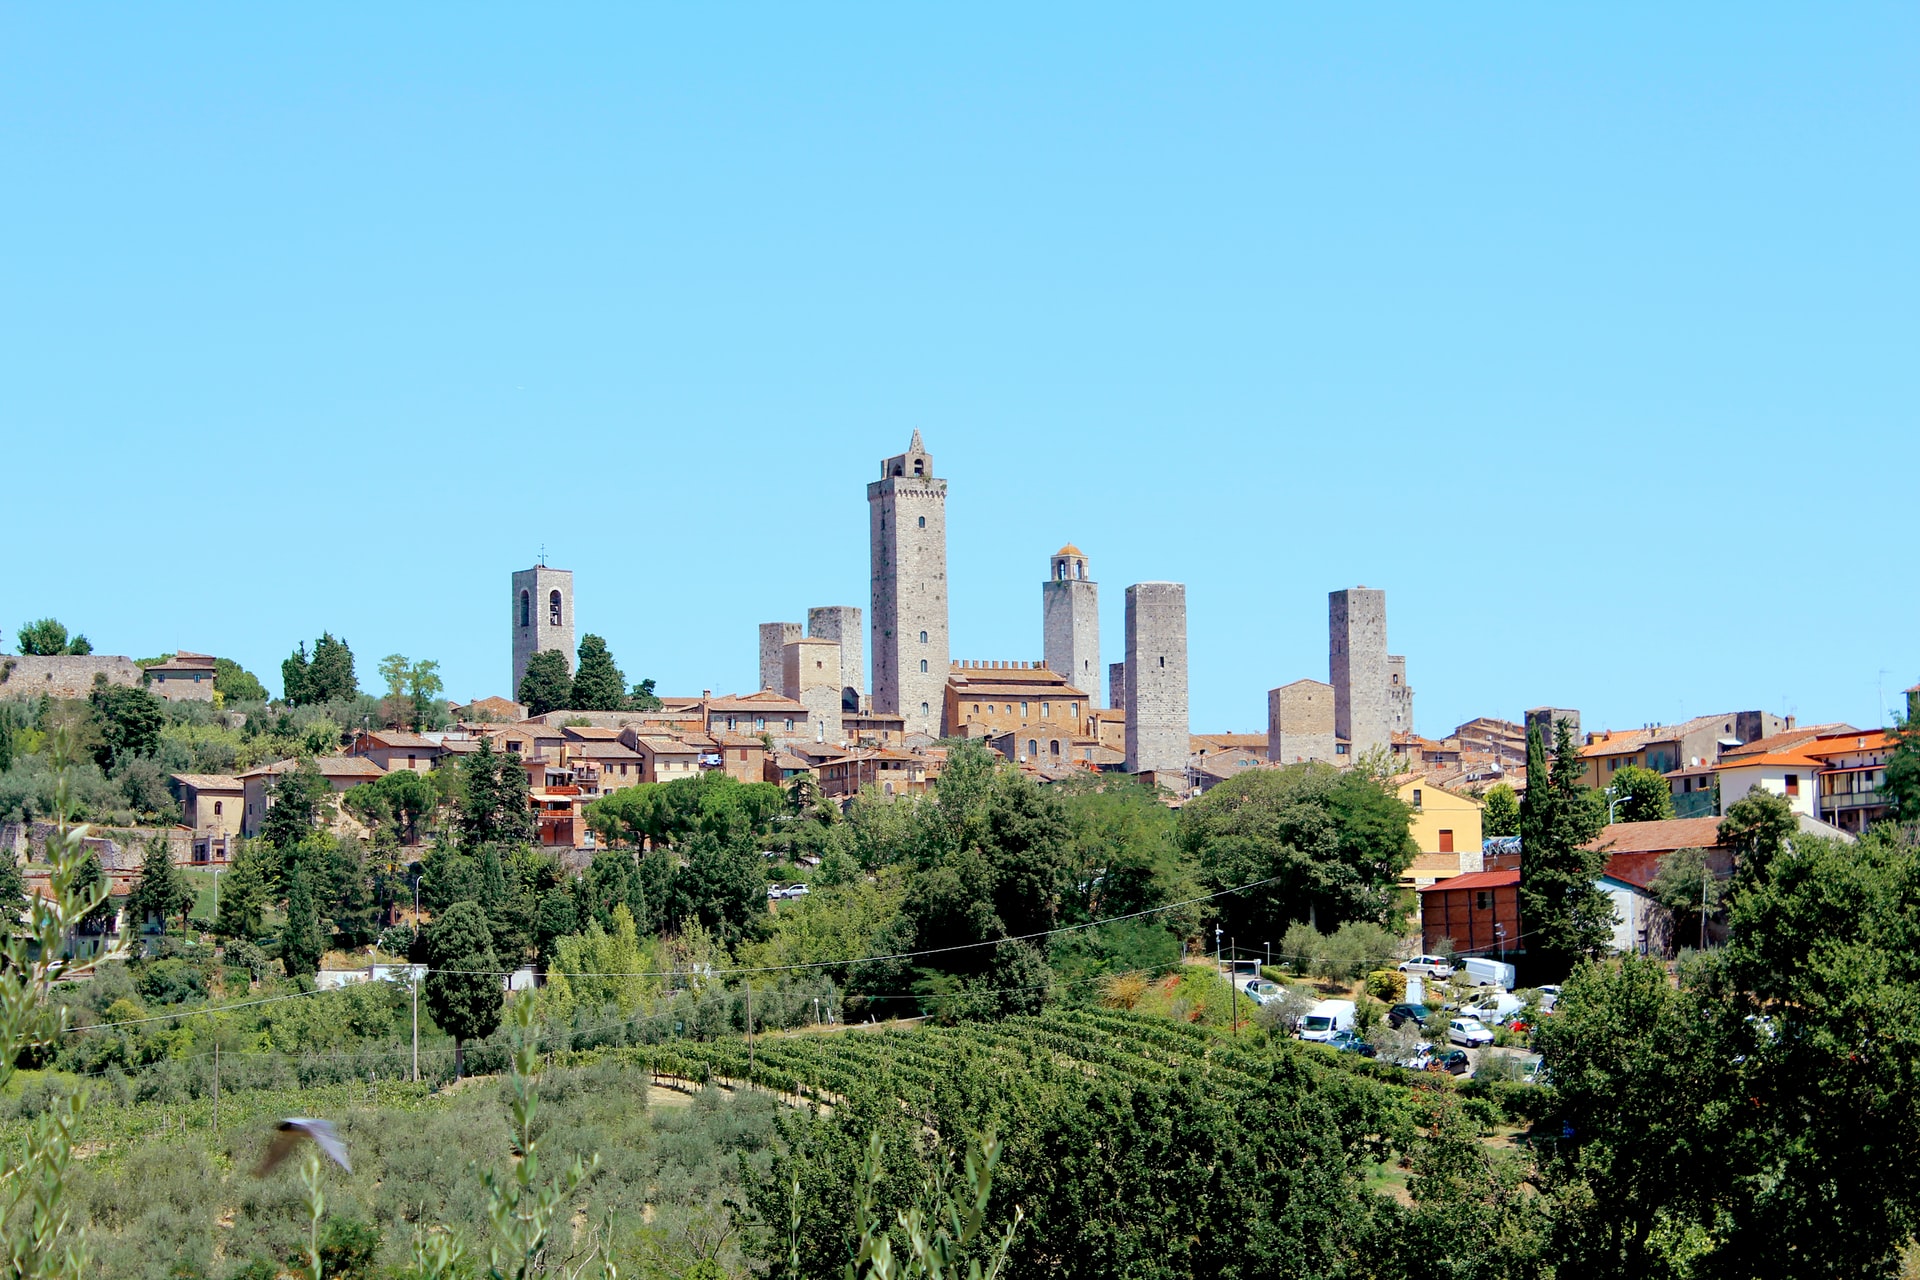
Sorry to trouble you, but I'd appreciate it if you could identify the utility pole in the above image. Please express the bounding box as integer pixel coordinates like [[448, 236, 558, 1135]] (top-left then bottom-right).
[[746, 985, 754, 1081], [1700, 864, 1710, 951], [411, 971, 420, 1083], [212, 1042, 220, 1132]]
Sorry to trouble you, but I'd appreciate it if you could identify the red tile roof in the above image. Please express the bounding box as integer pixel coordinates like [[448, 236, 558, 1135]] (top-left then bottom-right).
[[1416, 868, 1518, 894], [1583, 817, 1724, 855]]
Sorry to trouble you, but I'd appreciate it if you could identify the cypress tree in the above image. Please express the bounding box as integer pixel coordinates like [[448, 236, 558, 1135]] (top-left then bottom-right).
[[1517, 717, 1611, 978], [282, 866, 324, 978], [127, 836, 194, 935], [424, 900, 503, 1077], [215, 847, 268, 940], [569, 634, 627, 711], [306, 632, 358, 702], [518, 650, 572, 716]]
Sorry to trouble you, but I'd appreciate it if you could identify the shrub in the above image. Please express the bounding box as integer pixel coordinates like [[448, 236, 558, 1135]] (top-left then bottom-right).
[[1365, 968, 1406, 1002], [1280, 922, 1322, 976]]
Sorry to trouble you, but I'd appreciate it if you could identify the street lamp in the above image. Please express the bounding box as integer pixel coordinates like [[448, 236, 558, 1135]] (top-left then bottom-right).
[[1494, 922, 1507, 966]]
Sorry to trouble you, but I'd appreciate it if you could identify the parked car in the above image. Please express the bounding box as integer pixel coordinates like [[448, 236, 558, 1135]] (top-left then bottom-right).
[[1386, 1002, 1430, 1030], [1397, 955, 1455, 979], [1536, 984, 1562, 1011], [1397, 1047, 1433, 1071], [1461, 993, 1524, 1025], [1297, 1000, 1356, 1043], [1326, 1029, 1377, 1057], [785, 883, 810, 899], [1448, 1017, 1494, 1047], [1242, 979, 1285, 1006], [1427, 1048, 1472, 1076]]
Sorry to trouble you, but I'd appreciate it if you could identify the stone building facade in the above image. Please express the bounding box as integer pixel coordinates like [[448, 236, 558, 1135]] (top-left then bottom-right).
[[511, 566, 575, 696], [944, 660, 1091, 762], [1525, 706, 1582, 750], [759, 622, 802, 693], [806, 606, 865, 711], [1041, 545, 1100, 702], [783, 636, 845, 742], [1330, 586, 1392, 759], [1267, 678, 1337, 764], [0, 654, 143, 701], [868, 432, 948, 736], [1124, 582, 1188, 778]]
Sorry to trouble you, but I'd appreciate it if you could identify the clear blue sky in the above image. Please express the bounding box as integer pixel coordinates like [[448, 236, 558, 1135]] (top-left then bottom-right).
[[4, 7, 1915, 736]]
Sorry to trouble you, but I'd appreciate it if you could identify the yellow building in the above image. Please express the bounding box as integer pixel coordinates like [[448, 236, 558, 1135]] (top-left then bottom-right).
[[1395, 774, 1483, 887]]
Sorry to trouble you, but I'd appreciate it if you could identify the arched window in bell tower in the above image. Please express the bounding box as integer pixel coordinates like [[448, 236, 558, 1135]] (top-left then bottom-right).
[[549, 590, 563, 627], [519, 590, 530, 627]]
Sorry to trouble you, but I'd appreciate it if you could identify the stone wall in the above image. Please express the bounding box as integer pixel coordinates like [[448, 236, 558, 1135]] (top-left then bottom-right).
[[1267, 679, 1337, 764], [868, 435, 948, 736], [2, 821, 193, 878], [0, 655, 143, 701], [806, 606, 865, 709], [783, 637, 844, 742], [1124, 582, 1188, 777], [759, 622, 802, 693], [1330, 587, 1391, 758]]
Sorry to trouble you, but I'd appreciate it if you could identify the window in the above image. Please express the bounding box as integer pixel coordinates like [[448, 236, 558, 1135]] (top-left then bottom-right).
[[1158, 656, 1165, 668], [1041, 702, 1050, 717], [972, 704, 980, 714], [913, 459, 924, 476], [1475, 891, 1493, 911], [786, 718, 795, 731], [727, 715, 737, 730], [519, 590, 530, 627], [1028, 739, 1038, 758], [919, 630, 928, 643], [920, 701, 930, 718], [1439, 829, 1454, 853], [1020, 702, 1029, 717], [1412, 789, 1423, 809], [919, 659, 928, 673], [1785, 773, 1800, 797], [917, 515, 926, 528], [755, 717, 766, 730], [549, 590, 563, 627], [213, 800, 223, 816], [1049, 740, 1060, 756]]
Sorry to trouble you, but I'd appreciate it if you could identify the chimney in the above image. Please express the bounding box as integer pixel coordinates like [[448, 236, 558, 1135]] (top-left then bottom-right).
[[702, 689, 712, 699]]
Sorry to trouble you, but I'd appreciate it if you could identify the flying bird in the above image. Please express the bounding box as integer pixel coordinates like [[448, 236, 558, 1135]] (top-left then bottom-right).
[[253, 1118, 351, 1177]]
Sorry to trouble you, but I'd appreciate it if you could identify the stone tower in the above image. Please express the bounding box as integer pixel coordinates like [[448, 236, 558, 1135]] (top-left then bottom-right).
[[759, 622, 801, 693], [1330, 586, 1391, 760], [1108, 662, 1128, 713], [1268, 679, 1336, 764], [783, 636, 844, 742], [869, 432, 948, 735], [511, 566, 575, 696], [1124, 582, 1188, 779], [807, 606, 865, 712], [1387, 654, 1415, 737], [1042, 544, 1099, 696]]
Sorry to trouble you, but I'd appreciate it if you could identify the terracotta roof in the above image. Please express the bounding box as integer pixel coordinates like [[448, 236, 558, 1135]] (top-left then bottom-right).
[[1191, 733, 1267, 753], [704, 692, 808, 712], [633, 736, 698, 756], [1713, 751, 1819, 771], [1417, 868, 1518, 894], [1719, 724, 1852, 760], [710, 732, 765, 748], [561, 725, 622, 740], [1583, 817, 1725, 855], [1055, 543, 1084, 558], [1802, 730, 1894, 758], [240, 756, 385, 780], [171, 772, 242, 791], [566, 742, 642, 760], [356, 731, 440, 750], [146, 652, 217, 674]]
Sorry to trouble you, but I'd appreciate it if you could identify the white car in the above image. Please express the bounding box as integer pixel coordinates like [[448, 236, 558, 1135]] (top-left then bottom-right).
[[1242, 979, 1284, 1006], [1448, 1017, 1494, 1047], [785, 883, 810, 899], [1536, 985, 1562, 1011], [1398, 955, 1456, 979]]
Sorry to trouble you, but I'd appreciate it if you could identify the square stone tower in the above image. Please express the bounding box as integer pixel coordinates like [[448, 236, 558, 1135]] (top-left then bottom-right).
[[759, 622, 802, 693], [1108, 661, 1128, 713], [1387, 654, 1415, 736], [511, 566, 574, 696], [869, 432, 948, 736], [783, 636, 844, 742], [1268, 679, 1336, 764], [1525, 707, 1581, 751], [1330, 586, 1391, 759], [806, 606, 865, 712], [1042, 544, 1099, 695], [1124, 582, 1188, 778]]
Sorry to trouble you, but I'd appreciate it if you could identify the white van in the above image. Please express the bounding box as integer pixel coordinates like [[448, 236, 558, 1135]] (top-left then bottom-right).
[[1297, 1000, 1356, 1043], [1462, 992, 1523, 1025], [1461, 957, 1516, 990]]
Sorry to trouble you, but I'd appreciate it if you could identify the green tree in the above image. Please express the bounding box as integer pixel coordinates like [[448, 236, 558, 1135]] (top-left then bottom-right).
[[518, 650, 572, 716], [17, 618, 89, 655], [1481, 781, 1520, 837], [126, 835, 194, 935], [1606, 763, 1674, 823], [214, 845, 269, 940], [424, 900, 503, 1077], [408, 659, 444, 732], [344, 767, 440, 845], [569, 635, 626, 711], [378, 653, 411, 727], [459, 737, 534, 849], [1718, 785, 1797, 896], [212, 657, 268, 704], [284, 632, 357, 705], [1646, 846, 1724, 949], [0, 704, 14, 774], [1517, 717, 1612, 978], [86, 682, 164, 773], [1181, 762, 1415, 942], [1879, 694, 1920, 825], [629, 677, 662, 711], [260, 761, 334, 854], [282, 866, 324, 978], [282, 641, 311, 706]]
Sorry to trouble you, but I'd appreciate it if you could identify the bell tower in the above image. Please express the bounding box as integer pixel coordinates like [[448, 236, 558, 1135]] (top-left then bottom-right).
[[511, 565, 574, 697], [1042, 543, 1099, 695]]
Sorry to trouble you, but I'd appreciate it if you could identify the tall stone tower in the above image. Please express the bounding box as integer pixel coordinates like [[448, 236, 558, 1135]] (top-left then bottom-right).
[[1108, 662, 1128, 713], [1042, 544, 1099, 695], [1124, 582, 1188, 779], [783, 636, 844, 742], [1330, 586, 1391, 759], [759, 622, 802, 693], [807, 606, 865, 712], [1387, 654, 1415, 736], [511, 566, 574, 696], [869, 432, 948, 735]]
